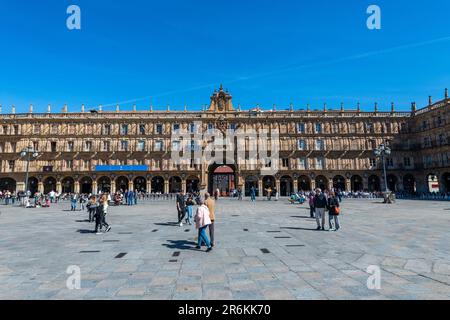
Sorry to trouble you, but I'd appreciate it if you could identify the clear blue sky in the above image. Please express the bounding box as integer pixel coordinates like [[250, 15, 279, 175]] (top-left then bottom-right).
[[1, 0, 450, 113]]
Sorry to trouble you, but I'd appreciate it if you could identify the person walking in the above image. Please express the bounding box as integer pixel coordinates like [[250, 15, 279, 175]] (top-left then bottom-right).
[[250, 186, 256, 202], [327, 191, 341, 231], [204, 193, 216, 247], [95, 195, 111, 234], [176, 191, 186, 227], [308, 192, 315, 218], [87, 195, 98, 223], [185, 194, 195, 225], [194, 198, 213, 252], [70, 193, 78, 211], [313, 188, 328, 231]]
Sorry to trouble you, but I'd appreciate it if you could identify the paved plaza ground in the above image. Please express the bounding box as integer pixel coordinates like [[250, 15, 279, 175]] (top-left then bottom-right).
[[0, 198, 449, 300]]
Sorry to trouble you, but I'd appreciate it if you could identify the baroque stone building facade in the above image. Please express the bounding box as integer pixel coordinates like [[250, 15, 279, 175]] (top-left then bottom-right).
[[0, 87, 449, 197]]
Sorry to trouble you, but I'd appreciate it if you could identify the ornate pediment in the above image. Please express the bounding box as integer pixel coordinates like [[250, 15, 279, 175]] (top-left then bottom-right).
[[207, 85, 235, 112]]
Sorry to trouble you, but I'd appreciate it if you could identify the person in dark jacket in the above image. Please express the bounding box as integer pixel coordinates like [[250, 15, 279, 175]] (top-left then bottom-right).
[[327, 191, 341, 231], [176, 191, 186, 227], [313, 188, 328, 231]]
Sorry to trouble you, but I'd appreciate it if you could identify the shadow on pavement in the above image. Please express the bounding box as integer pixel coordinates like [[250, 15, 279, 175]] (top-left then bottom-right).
[[162, 240, 198, 251], [77, 229, 95, 234], [154, 222, 179, 226]]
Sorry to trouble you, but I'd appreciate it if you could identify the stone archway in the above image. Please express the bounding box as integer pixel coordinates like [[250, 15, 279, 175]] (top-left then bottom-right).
[[333, 175, 346, 192], [280, 175, 293, 196], [244, 175, 259, 197], [387, 174, 398, 192], [116, 176, 129, 193], [151, 176, 164, 193], [442, 173, 450, 193], [368, 175, 381, 192], [169, 176, 182, 193], [186, 176, 200, 193], [43, 177, 57, 194], [0, 178, 16, 192], [262, 176, 275, 196], [208, 164, 236, 196], [134, 177, 147, 192], [61, 177, 75, 193], [297, 175, 311, 192], [351, 175, 363, 192], [27, 177, 39, 195], [403, 174, 416, 194], [80, 176, 93, 194], [97, 176, 111, 193], [315, 175, 328, 191]]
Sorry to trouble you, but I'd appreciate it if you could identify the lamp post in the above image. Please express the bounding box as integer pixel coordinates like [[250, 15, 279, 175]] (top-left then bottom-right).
[[373, 143, 392, 203], [20, 146, 40, 198]]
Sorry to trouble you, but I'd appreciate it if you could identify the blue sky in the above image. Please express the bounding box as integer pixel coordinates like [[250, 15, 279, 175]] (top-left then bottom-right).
[[1, 0, 450, 113]]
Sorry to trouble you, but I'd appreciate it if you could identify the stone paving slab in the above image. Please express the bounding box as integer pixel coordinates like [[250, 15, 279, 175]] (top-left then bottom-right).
[[0, 198, 449, 300]]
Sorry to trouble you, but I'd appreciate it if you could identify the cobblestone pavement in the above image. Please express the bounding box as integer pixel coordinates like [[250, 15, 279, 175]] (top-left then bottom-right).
[[0, 198, 449, 300]]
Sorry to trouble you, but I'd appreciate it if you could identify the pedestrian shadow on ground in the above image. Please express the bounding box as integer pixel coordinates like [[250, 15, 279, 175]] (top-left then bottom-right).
[[280, 226, 318, 231], [290, 216, 315, 219], [76, 220, 90, 223], [77, 229, 95, 234], [162, 240, 198, 251], [154, 222, 180, 227]]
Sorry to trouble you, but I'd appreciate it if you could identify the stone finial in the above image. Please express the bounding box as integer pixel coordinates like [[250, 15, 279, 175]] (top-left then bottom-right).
[[357, 102, 361, 113], [307, 104, 310, 113], [47, 104, 51, 113], [391, 102, 395, 113], [166, 104, 170, 112], [289, 103, 293, 112], [273, 104, 276, 112], [184, 105, 187, 113], [63, 104, 68, 113], [411, 102, 417, 113], [98, 105, 102, 113], [81, 104, 85, 113], [29, 104, 33, 113], [0, 104, 2, 114], [150, 105, 153, 113], [340, 102, 344, 112], [238, 104, 241, 112], [12, 105, 16, 114], [429, 96, 432, 106], [323, 103, 327, 113], [116, 104, 120, 113], [374, 102, 378, 113], [445, 88, 448, 99], [133, 104, 137, 113]]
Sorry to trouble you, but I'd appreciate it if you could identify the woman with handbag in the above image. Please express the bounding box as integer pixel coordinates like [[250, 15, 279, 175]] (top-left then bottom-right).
[[327, 191, 341, 231]]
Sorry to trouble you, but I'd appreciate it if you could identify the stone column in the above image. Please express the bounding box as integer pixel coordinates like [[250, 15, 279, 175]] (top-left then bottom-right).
[[276, 179, 281, 195], [74, 181, 80, 194], [92, 180, 98, 194], [17, 181, 26, 193], [38, 181, 44, 194], [328, 179, 334, 191], [56, 181, 62, 194], [258, 178, 263, 198], [182, 179, 187, 193], [111, 179, 116, 194], [128, 180, 134, 192], [164, 180, 169, 194], [293, 179, 298, 193], [311, 180, 316, 191], [146, 180, 152, 194], [363, 176, 368, 191], [345, 178, 351, 192]]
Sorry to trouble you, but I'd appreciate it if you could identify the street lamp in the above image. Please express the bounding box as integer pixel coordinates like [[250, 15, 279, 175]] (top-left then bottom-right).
[[20, 146, 40, 197], [373, 143, 392, 203]]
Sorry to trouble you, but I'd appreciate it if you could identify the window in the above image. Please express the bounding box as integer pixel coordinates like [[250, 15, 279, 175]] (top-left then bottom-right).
[[66, 160, 73, 169], [2, 125, 7, 134], [156, 124, 163, 134], [370, 158, 377, 167], [51, 124, 58, 135], [386, 158, 394, 167], [103, 141, 110, 152], [84, 160, 90, 169], [33, 124, 40, 134], [67, 141, 74, 152], [298, 139, 307, 150], [282, 158, 289, 168], [10, 142, 16, 153], [316, 157, 324, 170], [137, 140, 146, 151], [68, 124, 75, 135], [51, 142, 57, 152], [316, 140, 324, 151], [139, 124, 146, 135], [155, 140, 163, 151], [84, 141, 92, 152], [422, 121, 427, 130], [230, 123, 237, 131], [13, 125, 19, 135], [207, 123, 214, 132], [8, 160, 15, 171], [439, 134, 445, 145], [121, 124, 128, 135], [297, 123, 305, 133], [172, 140, 181, 151], [298, 158, 307, 170], [103, 124, 111, 135], [189, 123, 196, 133], [423, 137, 431, 148], [403, 157, 411, 167], [366, 123, 374, 133], [121, 140, 129, 151], [33, 141, 39, 151], [333, 123, 339, 134], [173, 124, 180, 133], [315, 123, 322, 133]]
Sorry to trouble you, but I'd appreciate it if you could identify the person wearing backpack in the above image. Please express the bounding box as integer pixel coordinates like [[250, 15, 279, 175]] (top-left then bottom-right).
[[313, 188, 328, 231], [327, 191, 341, 231]]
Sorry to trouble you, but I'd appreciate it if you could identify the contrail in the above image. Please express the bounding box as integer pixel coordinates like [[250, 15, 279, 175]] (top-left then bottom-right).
[[103, 35, 450, 107]]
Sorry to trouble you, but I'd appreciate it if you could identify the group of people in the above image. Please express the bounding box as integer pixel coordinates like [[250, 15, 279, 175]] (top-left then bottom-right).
[[113, 190, 139, 206], [0, 190, 15, 205], [85, 194, 112, 234], [176, 191, 216, 252], [307, 189, 341, 231]]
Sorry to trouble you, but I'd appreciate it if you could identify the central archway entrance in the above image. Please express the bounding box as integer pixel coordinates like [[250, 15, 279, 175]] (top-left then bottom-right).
[[208, 164, 236, 197]]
